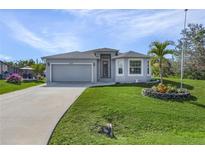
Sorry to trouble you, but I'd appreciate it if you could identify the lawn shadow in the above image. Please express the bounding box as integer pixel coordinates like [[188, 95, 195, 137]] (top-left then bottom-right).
[[144, 94, 198, 103], [91, 82, 155, 88], [188, 99, 205, 109], [92, 79, 194, 90], [163, 79, 194, 90], [23, 80, 45, 84]]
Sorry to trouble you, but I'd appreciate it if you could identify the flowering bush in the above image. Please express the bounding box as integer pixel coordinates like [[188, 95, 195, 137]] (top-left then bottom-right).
[[152, 83, 179, 93], [6, 73, 22, 84], [152, 83, 168, 93]]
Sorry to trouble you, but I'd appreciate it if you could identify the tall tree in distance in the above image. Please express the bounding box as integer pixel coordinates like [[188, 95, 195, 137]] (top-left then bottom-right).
[[176, 24, 205, 79], [148, 41, 174, 83], [31, 63, 45, 77]]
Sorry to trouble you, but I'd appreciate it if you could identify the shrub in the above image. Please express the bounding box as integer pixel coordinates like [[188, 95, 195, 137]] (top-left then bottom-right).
[[167, 84, 178, 93], [152, 83, 168, 93], [36, 74, 44, 80], [151, 85, 157, 91], [177, 88, 189, 94], [152, 83, 179, 94], [6, 73, 22, 84]]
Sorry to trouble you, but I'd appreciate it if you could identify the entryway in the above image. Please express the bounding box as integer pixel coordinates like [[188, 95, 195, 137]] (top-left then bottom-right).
[[100, 54, 111, 78]]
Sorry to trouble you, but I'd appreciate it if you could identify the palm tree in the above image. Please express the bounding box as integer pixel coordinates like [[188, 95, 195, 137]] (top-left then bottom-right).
[[148, 41, 174, 84]]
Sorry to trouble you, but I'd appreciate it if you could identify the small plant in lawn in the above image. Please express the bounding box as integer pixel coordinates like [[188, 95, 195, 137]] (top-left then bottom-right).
[[6, 73, 22, 84]]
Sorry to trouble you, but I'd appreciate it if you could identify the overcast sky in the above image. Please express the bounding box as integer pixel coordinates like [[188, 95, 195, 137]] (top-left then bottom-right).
[[0, 9, 205, 61]]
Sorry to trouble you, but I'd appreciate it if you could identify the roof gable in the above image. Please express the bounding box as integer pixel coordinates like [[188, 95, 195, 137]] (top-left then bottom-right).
[[85, 48, 119, 52], [42, 51, 98, 60], [112, 51, 150, 59]]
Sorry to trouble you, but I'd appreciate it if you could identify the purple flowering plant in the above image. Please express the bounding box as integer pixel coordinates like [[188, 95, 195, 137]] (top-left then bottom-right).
[[6, 73, 22, 84]]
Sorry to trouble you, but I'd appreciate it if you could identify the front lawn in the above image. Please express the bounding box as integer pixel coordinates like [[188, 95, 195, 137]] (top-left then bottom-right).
[[0, 80, 45, 95], [49, 78, 205, 144]]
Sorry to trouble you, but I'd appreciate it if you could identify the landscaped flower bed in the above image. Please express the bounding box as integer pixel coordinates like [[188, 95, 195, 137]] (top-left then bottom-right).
[[142, 83, 191, 100]]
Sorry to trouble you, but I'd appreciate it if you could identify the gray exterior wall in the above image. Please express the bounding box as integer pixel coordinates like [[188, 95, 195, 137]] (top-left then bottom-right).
[[45, 59, 97, 83], [115, 58, 151, 83], [111, 59, 116, 82]]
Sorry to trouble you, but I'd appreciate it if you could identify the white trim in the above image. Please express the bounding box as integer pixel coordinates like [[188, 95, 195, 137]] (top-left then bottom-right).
[[128, 58, 144, 76], [115, 59, 124, 76], [50, 62, 94, 83], [147, 60, 151, 76], [49, 63, 52, 82]]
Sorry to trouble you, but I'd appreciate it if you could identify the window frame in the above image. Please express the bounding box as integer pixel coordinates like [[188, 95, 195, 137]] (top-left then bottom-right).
[[116, 59, 124, 76], [128, 59, 143, 76], [147, 60, 151, 76]]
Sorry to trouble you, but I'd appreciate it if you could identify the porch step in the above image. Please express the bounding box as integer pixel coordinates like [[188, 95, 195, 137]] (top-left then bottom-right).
[[99, 78, 114, 82]]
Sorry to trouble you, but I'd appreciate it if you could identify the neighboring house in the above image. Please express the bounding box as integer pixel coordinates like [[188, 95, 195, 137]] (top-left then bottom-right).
[[0, 60, 9, 79], [0, 60, 8, 75], [20, 66, 36, 80], [42, 48, 151, 83], [0, 60, 20, 79]]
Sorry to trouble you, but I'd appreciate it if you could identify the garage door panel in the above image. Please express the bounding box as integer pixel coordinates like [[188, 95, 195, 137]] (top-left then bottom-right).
[[52, 64, 92, 82]]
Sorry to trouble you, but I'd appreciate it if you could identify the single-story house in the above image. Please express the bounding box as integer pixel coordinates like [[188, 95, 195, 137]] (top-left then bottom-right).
[[0, 60, 20, 79], [0, 60, 8, 74], [42, 48, 151, 83], [20, 66, 36, 80]]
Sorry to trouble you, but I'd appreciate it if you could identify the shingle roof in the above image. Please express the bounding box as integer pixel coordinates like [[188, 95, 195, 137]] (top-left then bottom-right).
[[41, 49, 149, 60], [42, 51, 98, 60], [20, 66, 34, 70], [112, 51, 150, 59], [0, 60, 9, 65], [85, 48, 119, 53]]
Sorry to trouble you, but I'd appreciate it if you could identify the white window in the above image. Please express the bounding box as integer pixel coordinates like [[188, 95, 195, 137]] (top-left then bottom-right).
[[128, 59, 143, 76], [147, 60, 151, 75], [116, 59, 124, 76]]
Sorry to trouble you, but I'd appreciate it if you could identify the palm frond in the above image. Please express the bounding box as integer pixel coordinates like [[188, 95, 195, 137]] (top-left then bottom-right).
[[163, 49, 175, 56], [150, 56, 159, 64], [148, 47, 161, 55]]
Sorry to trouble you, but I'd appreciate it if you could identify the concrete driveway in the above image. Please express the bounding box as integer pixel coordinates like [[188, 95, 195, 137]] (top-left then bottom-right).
[[0, 84, 86, 145]]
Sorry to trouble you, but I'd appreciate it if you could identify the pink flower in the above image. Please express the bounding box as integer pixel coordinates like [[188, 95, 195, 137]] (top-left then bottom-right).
[[6, 73, 22, 84]]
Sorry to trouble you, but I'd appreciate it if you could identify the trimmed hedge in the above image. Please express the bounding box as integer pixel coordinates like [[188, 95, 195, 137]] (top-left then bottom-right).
[[142, 88, 191, 100]]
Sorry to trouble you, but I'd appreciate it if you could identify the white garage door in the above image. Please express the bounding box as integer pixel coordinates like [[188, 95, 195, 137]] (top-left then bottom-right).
[[51, 64, 92, 82]]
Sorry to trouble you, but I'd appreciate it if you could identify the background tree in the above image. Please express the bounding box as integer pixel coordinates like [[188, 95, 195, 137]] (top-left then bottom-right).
[[148, 41, 174, 83], [151, 58, 175, 77], [175, 23, 205, 80], [17, 59, 35, 68], [31, 63, 45, 77]]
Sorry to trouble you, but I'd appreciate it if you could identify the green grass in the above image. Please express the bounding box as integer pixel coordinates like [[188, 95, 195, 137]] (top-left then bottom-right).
[[49, 78, 205, 145], [0, 80, 45, 95]]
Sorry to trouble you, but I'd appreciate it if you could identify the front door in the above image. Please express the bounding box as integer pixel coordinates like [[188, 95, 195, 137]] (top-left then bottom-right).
[[100, 54, 111, 78], [102, 60, 109, 78]]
